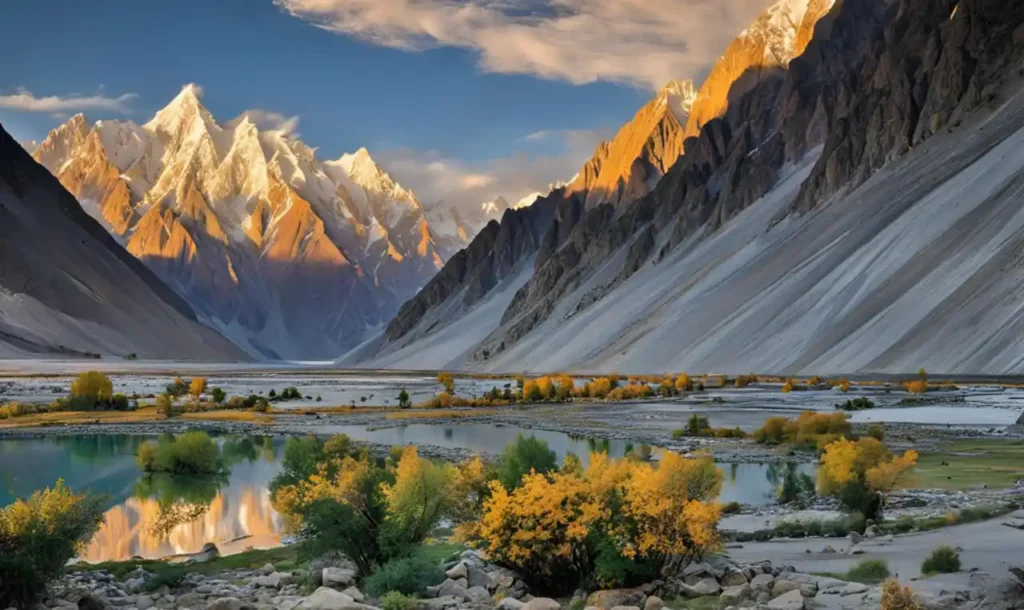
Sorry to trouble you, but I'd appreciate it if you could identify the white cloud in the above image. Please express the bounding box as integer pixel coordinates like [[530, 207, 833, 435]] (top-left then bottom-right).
[[0, 88, 137, 115], [275, 0, 772, 90], [230, 109, 301, 136], [375, 128, 606, 210]]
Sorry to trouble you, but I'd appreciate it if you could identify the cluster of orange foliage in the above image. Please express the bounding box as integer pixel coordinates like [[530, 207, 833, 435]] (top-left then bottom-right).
[[476, 451, 723, 589], [881, 579, 923, 610], [753, 411, 851, 448], [733, 375, 758, 388]]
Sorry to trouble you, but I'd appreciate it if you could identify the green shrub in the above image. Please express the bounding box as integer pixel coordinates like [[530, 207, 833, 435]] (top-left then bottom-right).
[[836, 397, 875, 411], [866, 424, 885, 441], [495, 434, 557, 490], [379, 592, 420, 610], [0, 480, 106, 608], [921, 545, 960, 574], [211, 387, 226, 404], [779, 469, 816, 504], [846, 559, 891, 584], [156, 394, 174, 417], [686, 414, 710, 436], [721, 501, 742, 515], [135, 431, 222, 474], [398, 389, 411, 409], [364, 555, 445, 597]]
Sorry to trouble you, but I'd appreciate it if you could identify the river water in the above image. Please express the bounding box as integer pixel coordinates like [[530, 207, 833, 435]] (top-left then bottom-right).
[[0, 427, 813, 563]]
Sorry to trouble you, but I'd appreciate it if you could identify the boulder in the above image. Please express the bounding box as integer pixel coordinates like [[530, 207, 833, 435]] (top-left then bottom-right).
[[678, 578, 721, 599], [437, 580, 470, 601], [750, 573, 775, 593], [467, 566, 494, 591], [258, 563, 277, 576], [322, 568, 357, 589], [253, 572, 291, 588], [840, 583, 870, 596], [609, 607, 640, 610], [821, 545, 836, 554], [206, 599, 243, 610], [341, 588, 364, 603], [136, 595, 154, 610], [294, 588, 364, 610], [848, 531, 863, 545], [766, 590, 805, 610], [308, 554, 357, 587], [445, 563, 468, 580], [586, 589, 645, 610], [497, 598, 525, 610], [864, 525, 879, 538], [466, 587, 492, 605], [522, 598, 561, 610], [720, 569, 748, 587], [682, 563, 715, 585], [417, 596, 461, 610], [642, 596, 662, 610], [719, 584, 751, 606]]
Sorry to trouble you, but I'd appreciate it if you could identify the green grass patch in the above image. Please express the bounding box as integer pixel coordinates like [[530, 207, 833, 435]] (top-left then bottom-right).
[[908, 439, 1024, 491], [813, 559, 890, 585], [71, 545, 302, 588]]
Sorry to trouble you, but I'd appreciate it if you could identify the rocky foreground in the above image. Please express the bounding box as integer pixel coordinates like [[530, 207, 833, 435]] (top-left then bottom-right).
[[36, 544, 1024, 610]]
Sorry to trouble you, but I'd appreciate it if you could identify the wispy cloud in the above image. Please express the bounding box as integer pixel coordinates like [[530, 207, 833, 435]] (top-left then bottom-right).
[[229, 109, 301, 136], [275, 0, 770, 90], [0, 88, 137, 115], [376, 128, 606, 210]]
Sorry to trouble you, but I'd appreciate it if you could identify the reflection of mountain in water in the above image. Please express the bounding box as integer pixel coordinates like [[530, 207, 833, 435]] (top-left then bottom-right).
[[84, 483, 283, 562]]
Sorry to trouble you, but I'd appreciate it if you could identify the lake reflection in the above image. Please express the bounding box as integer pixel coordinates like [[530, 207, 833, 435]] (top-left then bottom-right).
[[0, 435, 285, 563], [0, 429, 815, 562]]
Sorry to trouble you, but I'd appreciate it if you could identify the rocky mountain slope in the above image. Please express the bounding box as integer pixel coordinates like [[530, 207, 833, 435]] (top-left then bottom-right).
[[32, 88, 507, 359], [351, 0, 1024, 375], [0, 124, 245, 360]]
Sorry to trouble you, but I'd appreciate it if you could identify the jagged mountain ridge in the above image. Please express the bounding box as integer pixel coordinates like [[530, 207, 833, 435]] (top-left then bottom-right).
[[32, 87, 508, 359], [352, 0, 1024, 374], [0, 123, 245, 360]]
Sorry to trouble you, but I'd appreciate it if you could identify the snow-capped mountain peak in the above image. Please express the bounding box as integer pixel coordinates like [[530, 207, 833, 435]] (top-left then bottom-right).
[[659, 79, 698, 122]]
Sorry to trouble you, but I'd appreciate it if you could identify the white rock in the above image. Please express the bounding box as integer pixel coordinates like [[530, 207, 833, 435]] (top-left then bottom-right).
[[341, 588, 364, 602], [497, 598, 525, 610], [522, 598, 561, 610], [445, 563, 468, 580], [719, 584, 751, 606], [642, 595, 662, 610], [750, 573, 775, 593], [466, 587, 491, 605], [840, 583, 870, 596], [206, 598, 244, 610], [679, 578, 721, 598], [322, 567, 357, 589], [766, 589, 805, 610], [294, 588, 364, 610], [259, 563, 277, 576]]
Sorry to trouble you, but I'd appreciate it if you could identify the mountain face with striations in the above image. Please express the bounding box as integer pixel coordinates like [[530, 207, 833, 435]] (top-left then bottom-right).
[[0, 123, 245, 360], [348, 0, 1024, 375], [32, 86, 505, 359]]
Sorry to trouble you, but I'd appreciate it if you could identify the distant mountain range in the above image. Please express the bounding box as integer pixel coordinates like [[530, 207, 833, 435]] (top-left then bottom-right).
[[30, 87, 516, 359], [347, 0, 1024, 375], [0, 123, 244, 360]]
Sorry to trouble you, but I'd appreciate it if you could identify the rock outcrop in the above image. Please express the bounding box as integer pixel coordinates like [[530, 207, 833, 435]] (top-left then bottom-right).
[[357, 0, 1024, 375], [0, 123, 244, 360]]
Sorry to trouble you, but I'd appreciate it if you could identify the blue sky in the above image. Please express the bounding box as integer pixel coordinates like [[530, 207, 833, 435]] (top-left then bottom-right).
[[0, 0, 770, 206]]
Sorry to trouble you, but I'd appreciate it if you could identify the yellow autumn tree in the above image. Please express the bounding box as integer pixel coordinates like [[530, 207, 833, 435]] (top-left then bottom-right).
[[70, 371, 113, 402], [477, 450, 723, 593], [675, 373, 692, 392], [818, 437, 917, 516], [189, 377, 207, 399], [381, 446, 453, 541]]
